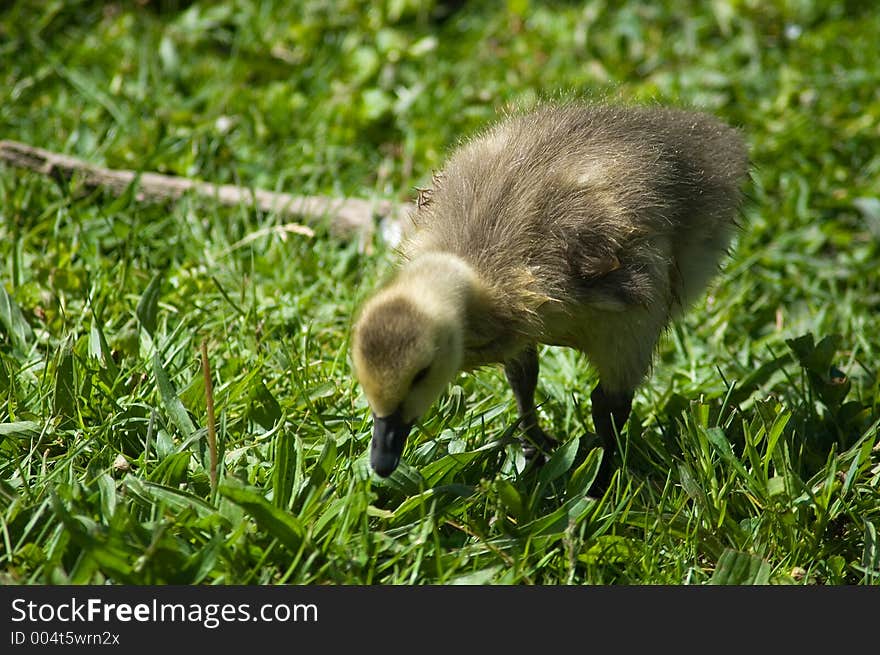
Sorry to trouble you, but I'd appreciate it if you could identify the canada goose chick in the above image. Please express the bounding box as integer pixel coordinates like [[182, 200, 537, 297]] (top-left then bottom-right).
[[353, 101, 749, 482]]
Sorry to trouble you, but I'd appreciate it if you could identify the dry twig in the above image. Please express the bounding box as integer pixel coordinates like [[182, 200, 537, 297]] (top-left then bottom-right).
[[0, 139, 410, 239]]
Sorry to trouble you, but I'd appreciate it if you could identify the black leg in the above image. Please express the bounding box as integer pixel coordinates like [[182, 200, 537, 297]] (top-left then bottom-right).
[[504, 346, 557, 459], [590, 384, 633, 488]]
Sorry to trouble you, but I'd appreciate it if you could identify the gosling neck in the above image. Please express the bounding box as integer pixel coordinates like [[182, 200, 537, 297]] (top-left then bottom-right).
[[396, 252, 479, 322]]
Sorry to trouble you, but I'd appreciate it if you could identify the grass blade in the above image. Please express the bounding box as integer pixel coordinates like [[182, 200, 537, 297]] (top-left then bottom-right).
[[152, 352, 196, 437], [272, 430, 296, 510], [53, 343, 77, 423], [0, 283, 33, 351], [137, 272, 164, 337], [220, 481, 304, 552], [709, 549, 771, 585], [537, 436, 580, 493]]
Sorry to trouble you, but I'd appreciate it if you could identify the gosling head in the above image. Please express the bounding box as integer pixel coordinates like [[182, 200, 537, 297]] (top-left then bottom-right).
[[352, 257, 473, 476]]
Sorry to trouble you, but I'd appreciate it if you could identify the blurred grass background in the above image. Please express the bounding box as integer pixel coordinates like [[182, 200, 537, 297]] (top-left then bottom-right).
[[1, 0, 878, 584]]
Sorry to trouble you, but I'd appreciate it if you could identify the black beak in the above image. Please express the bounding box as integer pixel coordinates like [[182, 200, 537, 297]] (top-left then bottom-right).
[[370, 408, 413, 477]]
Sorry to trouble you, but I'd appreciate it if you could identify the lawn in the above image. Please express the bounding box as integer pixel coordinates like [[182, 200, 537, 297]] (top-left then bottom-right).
[[1, 0, 878, 585]]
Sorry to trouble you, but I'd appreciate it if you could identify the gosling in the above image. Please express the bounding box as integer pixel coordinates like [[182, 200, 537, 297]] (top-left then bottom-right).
[[352, 102, 749, 481]]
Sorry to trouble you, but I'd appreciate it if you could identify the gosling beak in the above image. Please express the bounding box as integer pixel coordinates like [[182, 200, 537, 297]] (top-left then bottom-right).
[[370, 408, 413, 477]]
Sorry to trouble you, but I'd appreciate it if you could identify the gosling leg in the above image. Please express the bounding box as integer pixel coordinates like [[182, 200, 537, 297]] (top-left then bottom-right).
[[590, 384, 633, 488], [504, 345, 557, 459]]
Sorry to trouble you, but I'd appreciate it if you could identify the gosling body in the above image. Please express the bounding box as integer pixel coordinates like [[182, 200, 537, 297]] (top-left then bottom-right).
[[352, 102, 749, 480]]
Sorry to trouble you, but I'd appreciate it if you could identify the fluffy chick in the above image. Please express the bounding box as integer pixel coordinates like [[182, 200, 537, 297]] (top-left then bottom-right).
[[351, 101, 749, 480]]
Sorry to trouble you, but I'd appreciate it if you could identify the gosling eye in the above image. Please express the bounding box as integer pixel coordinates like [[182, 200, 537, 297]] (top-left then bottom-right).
[[411, 366, 430, 387]]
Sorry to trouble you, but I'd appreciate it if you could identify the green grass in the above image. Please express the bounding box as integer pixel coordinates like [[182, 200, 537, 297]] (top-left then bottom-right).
[[1, 0, 879, 585]]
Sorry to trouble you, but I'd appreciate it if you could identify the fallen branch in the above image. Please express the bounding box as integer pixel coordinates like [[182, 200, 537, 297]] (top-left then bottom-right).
[[0, 139, 411, 240]]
